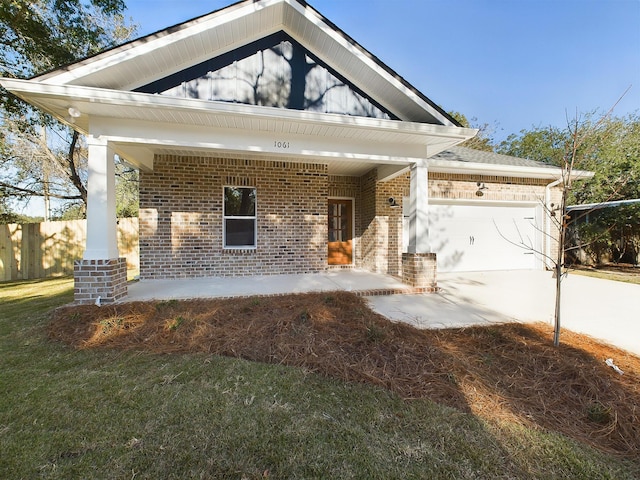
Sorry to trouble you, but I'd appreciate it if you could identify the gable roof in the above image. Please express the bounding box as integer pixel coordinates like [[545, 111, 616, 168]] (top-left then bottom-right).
[[31, 0, 457, 126], [433, 146, 556, 169], [429, 146, 594, 180], [1, 0, 483, 176], [133, 30, 398, 120]]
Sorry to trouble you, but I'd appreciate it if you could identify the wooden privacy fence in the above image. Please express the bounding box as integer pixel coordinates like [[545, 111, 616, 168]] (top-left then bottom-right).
[[0, 218, 139, 282]]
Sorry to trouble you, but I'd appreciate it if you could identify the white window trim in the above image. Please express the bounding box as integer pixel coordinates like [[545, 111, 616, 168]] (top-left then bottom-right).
[[223, 186, 257, 249]]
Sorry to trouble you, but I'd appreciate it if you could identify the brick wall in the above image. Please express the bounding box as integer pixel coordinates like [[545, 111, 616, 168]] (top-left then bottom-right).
[[429, 172, 563, 268], [140, 155, 328, 279], [402, 252, 437, 290], [358, 169, 378, 272], [138, 154, 562, 280], [74, 258, 127, 304], [375, 174, 408, 276], [429, 172, 551, 202], [356, 169, 409, 276]]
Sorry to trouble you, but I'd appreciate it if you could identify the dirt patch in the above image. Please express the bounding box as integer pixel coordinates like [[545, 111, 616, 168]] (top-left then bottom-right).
[[49, 291, 640, 459]]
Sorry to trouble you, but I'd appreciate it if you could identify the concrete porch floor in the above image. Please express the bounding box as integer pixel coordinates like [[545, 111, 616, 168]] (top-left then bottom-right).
[[121, 269, 639, 356], [124, 269, 414, 302]]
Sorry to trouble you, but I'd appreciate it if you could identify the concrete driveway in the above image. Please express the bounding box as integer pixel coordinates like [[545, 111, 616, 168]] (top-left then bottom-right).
[[367, 270, 640, 356]]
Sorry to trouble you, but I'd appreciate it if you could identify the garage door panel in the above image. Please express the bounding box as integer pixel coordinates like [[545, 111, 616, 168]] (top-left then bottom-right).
[[428, 204, 537, 272]]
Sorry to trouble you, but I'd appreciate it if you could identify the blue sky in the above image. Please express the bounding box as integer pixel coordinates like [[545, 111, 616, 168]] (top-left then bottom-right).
[[123, 0, 640, 144]]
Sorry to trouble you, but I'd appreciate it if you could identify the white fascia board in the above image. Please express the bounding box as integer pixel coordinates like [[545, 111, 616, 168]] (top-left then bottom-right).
[[92, 116, 429, 164], [570, 169, 595, 180], [0, 79, 476, 143], [428, 158, 564, 180], [429, 158, 594, 181]]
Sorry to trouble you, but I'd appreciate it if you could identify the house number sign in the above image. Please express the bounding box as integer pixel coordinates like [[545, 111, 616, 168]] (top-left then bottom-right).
[[274, 141, 290, 149]]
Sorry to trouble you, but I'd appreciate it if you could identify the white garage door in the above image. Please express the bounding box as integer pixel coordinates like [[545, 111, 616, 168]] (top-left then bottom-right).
[[426, 203, 538, 272]]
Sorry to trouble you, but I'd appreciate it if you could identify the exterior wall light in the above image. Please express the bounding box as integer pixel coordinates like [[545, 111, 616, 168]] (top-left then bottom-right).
[[67, 107, 81, 123], [475, 182, 487, 197]]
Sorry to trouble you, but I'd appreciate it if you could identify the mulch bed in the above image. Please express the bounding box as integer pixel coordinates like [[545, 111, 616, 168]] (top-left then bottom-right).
[[49, 291, 640, 459]]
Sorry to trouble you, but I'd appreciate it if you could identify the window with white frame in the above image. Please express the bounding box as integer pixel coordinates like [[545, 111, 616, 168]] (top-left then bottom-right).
[[223, 186, 257, 248]]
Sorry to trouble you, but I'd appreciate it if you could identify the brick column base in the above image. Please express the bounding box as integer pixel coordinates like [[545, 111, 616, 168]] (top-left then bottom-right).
[[74, 258, 127, 304], [402, 253, 437, 292]]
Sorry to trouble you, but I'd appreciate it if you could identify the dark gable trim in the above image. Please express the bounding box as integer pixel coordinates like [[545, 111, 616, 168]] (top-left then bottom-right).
[[134, 31, 399, 120]]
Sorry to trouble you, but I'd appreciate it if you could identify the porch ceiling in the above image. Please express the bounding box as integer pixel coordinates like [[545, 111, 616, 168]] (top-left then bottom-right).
[[0, 78, 476, 176]]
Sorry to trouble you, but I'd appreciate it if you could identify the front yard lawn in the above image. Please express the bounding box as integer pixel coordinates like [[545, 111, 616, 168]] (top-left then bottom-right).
[[570, 264, 640, 284], [1, 277, 639, 479]]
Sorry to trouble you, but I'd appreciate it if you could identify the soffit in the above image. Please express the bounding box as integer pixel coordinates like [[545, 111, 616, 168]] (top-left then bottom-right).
[[137, 147, 406, 177], [428, 158, 571, 180], [1, 78, 474, 176], [5, 81, 469, 143]]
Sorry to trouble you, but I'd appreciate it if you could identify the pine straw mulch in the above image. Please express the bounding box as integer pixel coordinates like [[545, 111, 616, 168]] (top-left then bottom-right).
[[49, 291, 640, 459]]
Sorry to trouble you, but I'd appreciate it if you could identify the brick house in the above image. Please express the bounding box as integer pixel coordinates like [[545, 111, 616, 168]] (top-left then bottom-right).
[[1, 0, 579, 304]]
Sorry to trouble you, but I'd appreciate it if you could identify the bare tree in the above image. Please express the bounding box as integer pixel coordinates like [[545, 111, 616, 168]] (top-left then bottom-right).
[[496, 91, 630, 346], [0, 119, 86, 214], [0, 1, 136, 219]]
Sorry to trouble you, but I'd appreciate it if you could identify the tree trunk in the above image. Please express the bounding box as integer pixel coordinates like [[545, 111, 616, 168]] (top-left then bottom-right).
[[553, 187, 568, 346], [66, 130, 87, 205], [553, 262, 562, 346], [41, 126, 50, 221]]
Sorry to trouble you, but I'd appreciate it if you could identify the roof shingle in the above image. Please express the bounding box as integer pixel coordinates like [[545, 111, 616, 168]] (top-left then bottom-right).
[[433, 146, 556, 169]]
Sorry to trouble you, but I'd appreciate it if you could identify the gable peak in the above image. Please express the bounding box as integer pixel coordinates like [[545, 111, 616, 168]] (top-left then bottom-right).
[[34, 0, 457, 126]]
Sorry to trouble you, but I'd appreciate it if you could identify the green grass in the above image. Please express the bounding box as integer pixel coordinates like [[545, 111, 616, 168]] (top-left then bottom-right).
[[1, 278, 638, 479], [570, 268, 640, 285]]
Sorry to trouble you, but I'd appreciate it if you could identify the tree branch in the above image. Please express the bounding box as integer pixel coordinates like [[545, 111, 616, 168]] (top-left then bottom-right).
[[65, 130, 87, 203], [0, 181, 83, 200]]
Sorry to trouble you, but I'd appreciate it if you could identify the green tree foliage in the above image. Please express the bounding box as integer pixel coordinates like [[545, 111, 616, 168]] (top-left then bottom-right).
[[498, 113, 640, 204], [1, 0, 128, 109], [0, 0, 136, 220], [499, 113, 640, 266], [494, 109, 639, 345], [448, 111, 497, 152], [569, 204, 640, 265], [0, 187, 16, 222], [570, 115, 640, 264], [496, 126, 566, 166], [571, 114, 640, 204]]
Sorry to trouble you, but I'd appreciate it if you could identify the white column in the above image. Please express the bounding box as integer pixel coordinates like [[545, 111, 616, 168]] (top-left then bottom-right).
[[407, 161, 430, 253], [84, 136, 119, 259]]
